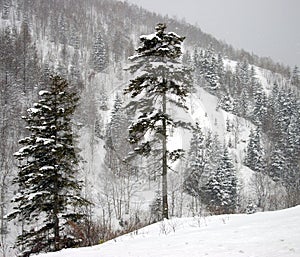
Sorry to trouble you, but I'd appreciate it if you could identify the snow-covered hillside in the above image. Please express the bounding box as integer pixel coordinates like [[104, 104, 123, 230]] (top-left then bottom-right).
[[1, 1, 299, 256], [37, 205, 300, 257]]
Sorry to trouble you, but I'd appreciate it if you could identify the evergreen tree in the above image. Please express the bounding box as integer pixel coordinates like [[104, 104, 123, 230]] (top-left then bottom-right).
[[237, 60, 250, 89], [276, 89, 295, 138], [15, 21, 31, 93], [183, 125, 221, 203], [183, 123, 206, 198], [269, 145, 286, 182], [10, 75, 88, 256], [291, 65, 299, 88], [206, 132, 222, 173], [218, 94, 234, 112], [97, 86, 108, 111], [249, 65, 257, 99], [233, 60, 251, 115], [150, 190, 162, 222], [69, 24, 80, 49], [263, 83, 279, 136], [58, 13, 67, 45], [197, 44, 220, 91], [238, 90, 249, 117], [182, 50, 192, 67], [261, 83, 300, 207], [268, 91, 300, 206], [284, 108, 300, 206], [244, 129, 255, 168], [15, 21, 40, 99], [69, 49, 82, 85], [205, 147, 237, 214], [192, 48, 201, 84], [244, 127, 265, 173], [252, 83, 267, 126], [216, 52, 224, 85], [91, 32, 107, 72], [104, 93, 132, 175], [124, 23, 192, 219]]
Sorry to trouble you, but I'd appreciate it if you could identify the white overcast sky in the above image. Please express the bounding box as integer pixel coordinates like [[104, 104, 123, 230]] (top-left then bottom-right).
[[123, 0, 300, 68]]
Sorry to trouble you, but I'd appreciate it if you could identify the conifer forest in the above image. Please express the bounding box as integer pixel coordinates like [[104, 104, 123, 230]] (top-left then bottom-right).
[[0, 0, 299, 256]]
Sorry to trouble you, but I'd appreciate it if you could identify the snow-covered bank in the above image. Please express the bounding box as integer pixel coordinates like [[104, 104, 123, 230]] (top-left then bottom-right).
[[37, 206, 300, 257]]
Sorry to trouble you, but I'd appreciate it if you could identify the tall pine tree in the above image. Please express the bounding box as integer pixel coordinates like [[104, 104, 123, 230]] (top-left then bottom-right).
[[10, 75, 88, 256], [124, 23, 192, 219]]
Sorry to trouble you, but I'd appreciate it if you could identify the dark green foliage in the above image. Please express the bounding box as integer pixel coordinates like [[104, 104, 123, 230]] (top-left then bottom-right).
[[205, 147, 238, 214], [244, 127, 265, 173], [124, 23, 192, 155], [252, 83, 267, 126], [104, 93, 133, 175], [218, 95, 234, 113], [10, 75, 88, 256], [291, 65, 300, 88], [245, 200, 257, 214], [150, 190, 162, 222], [91, 32, 107, 72], [193, 45, 222, 92], [183, 123, 207, 198], [261, 85, 300, 207], [269, 146, 286, 181], [15, 21, 40, 96], [124, 23, 193, 219]]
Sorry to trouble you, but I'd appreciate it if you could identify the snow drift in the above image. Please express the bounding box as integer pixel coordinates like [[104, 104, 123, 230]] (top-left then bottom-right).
[[37, 205, 300, 257]]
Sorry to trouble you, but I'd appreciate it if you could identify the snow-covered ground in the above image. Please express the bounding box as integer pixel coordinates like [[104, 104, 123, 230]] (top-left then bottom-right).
[[37, 206, 300, 257]]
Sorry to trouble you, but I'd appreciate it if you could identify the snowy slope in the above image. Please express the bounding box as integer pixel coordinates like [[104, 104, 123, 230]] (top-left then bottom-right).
[[82, 77, 256, 220], [37, 206, 300, 257]]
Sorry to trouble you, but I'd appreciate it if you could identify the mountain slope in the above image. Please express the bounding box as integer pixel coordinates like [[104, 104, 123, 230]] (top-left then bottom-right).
[[0, 1, 299, 256]]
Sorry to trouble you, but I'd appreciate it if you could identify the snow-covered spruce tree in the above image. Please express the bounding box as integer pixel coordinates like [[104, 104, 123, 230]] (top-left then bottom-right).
[[252, 83, 267, 126], [124, 23, 192, 219], [150, 190, 163, 222], [267, 88, 300, 205], [194, 45, 220, 92], [10, 75, 88, 256], [291, 65, 299, 88], [183, 123, 207, 199], [15, 21, 40, 98], [91, 32, 107, 73], [244, 127, 265, 173], [205, 147, 238, 214], [108, 94, 130, 158]]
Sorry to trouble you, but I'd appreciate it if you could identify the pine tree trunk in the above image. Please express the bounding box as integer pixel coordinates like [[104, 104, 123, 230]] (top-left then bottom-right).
[[162, 91, 168, 219], [54, 211, 60, 251], [53, 94, 60, 251], [53, 168, 60, 250]]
